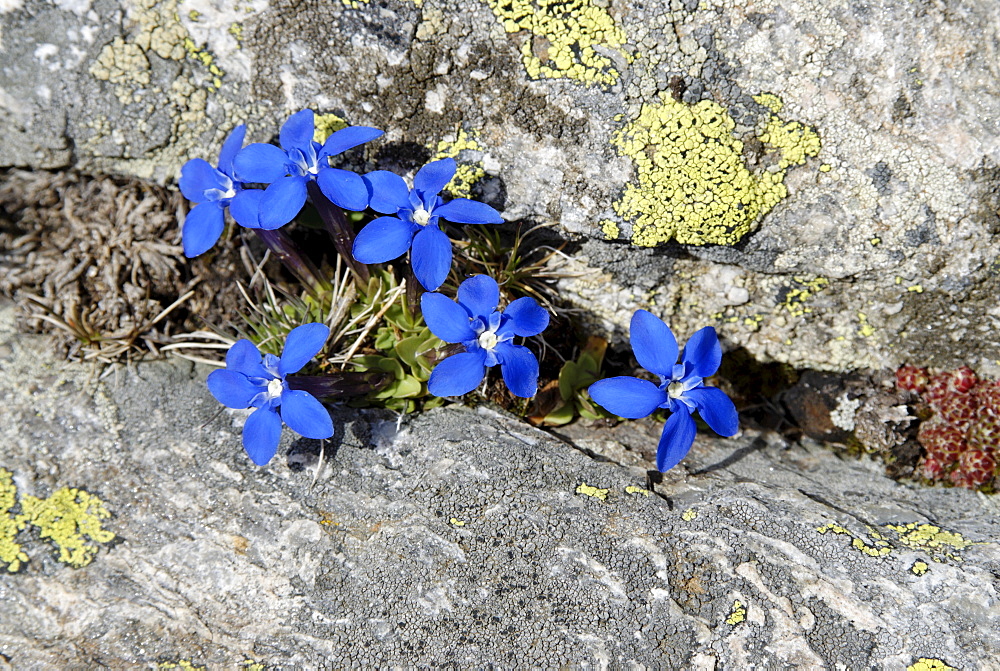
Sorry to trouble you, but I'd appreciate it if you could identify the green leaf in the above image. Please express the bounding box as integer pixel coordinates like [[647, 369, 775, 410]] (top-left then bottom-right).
[[542, 401, 575, 426]]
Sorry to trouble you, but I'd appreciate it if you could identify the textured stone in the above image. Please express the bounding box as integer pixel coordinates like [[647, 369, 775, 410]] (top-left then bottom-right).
[[1, 302, 998, 667]]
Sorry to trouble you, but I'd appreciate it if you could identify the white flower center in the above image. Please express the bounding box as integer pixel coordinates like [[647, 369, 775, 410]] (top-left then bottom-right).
[[266, 378, 284, 399], [413, 207, 431, 226], [222, 187, 236, 199], [478, 330, 499, 351], [667, 380, 685, 399]]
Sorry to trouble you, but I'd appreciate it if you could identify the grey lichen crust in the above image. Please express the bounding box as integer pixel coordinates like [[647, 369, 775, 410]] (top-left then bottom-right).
[[1, 302, 998, 668]]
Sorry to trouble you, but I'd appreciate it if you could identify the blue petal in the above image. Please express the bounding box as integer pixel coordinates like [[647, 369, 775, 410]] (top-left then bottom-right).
[[413, 158, 456, 197], [226, 339, 270, 378], [421, 292, 476, 343], [457, 274, 500, 319], [428, 350, 488, 397], [182, 202, 225, 258], [233, 143, 290, 184], [259, 176, 308, 229], [656, 408, 697, 473], [279, 323, 329, 376], [433, 198, 503, 224], [179, 158, 224, 202], [587, 376, 665, 419], [503, 297, 549, 337], [316, 167, 370, 211], [630, 309, 678, 377], [279, 109, 315, 152], [217, 124, 247, 177], [686, 386, 739, 437], [280, 389, 334, 439], [411, 226, 452, 292], [320, 125, 384, 158], [206, 369, 261, 409], [363, 171, 412, 214], [352, 216, 415, 264], [496, 342, 539, 398], [243, 406, 283, 466], [229, 189, 262, 228], [681, 326, 723, 378]]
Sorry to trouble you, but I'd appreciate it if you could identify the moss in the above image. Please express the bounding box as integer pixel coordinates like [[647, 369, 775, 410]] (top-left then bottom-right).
[[0, 469, 28, 573], [575, 483, 609, 501], [609, 94, 820, 246], [483, 0, 631, 86], [18, 487, 115, 569]]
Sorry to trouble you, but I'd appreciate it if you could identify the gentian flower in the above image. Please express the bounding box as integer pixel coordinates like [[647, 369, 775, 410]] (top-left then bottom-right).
[[422, 274, 548, 397], [588, 310, 738, 473], [353, 158, 504, 291], [233, 109, 383, 229], [206, 323, 334, 465], [178, 124, 263, 257]]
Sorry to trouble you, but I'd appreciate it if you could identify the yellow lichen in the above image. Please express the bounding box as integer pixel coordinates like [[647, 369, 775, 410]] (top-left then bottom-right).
[[911, 561, 929, 576], [0, 468, 28, 573], [857, 312, 875, 338], [228, 23, 244, 45], [726, 600, 746, 625], [18, 487, 115, 569], [907, 659, 956, 671], [885, 523, 973, 562], [449, 518, 467, 527], [575, 483, 609, 501], [624, 485, 650, 497], [753, 93, 784, 113], [781, 276, 829, 317], [907, 284, 924, 293], [817, 523, 892, 558], [819, 163, 832, 173], [314, 114, 350, 144], [432, 128, 487, 198], [159, 662, 207, 670], [599, 219, 620, 240], [483, 0, 630, 86], [610, 94, 818, 247], [681, 508, 698, 521]]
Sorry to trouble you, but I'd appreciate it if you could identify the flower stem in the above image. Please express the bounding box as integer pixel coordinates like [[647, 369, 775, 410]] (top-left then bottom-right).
[[306, 181, 370, 285], [287, 371, 391, 399], [254, 228, 331, 298]]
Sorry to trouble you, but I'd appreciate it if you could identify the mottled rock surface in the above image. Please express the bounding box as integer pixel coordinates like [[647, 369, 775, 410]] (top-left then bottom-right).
[[3, 0, 999, 373], [1, 302, 998, 668]]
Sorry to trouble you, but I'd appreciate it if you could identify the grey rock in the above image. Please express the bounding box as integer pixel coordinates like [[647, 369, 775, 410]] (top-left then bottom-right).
[[1, 302, 998, 668], [4, 0, 1000, 372]]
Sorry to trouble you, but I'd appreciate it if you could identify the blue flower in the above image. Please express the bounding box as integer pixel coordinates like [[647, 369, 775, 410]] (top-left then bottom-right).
[[588, 310, 739, 473], [353, 158, 504, 291], [206, 323, 334, 466], [232, 109, 383, 230], [179, 124, 263, 258], [422, 274, 548, 397]]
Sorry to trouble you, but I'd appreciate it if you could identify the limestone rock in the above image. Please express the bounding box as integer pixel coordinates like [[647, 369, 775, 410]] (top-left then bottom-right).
[[1, 302, 998, 667]]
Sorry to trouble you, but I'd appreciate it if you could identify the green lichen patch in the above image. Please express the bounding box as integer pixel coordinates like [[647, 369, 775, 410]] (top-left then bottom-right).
[[885, 523, 973, 563], [19, 487, 116, 569], [314, 113, 350, 144], [817, 523, 892, 558], [609, 94, 820, 247], [484, 0, 630, 86], [0, 469, 28, 573], [725, 599, 746, 625], [0, 470, 115, 570], [907, 659, 956, 671], [575, 483, 609, 501], [433, 128, 487, 199]]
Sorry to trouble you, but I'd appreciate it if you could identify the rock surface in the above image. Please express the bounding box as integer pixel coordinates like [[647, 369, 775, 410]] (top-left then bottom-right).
[[1, 302, 999, 668], [3, 0, 1000, 373]]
